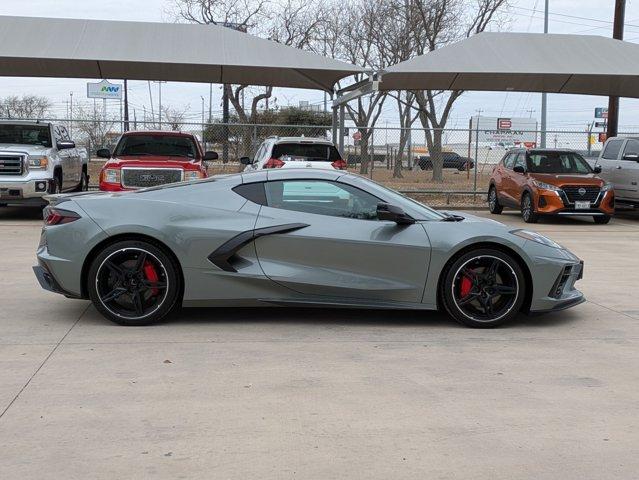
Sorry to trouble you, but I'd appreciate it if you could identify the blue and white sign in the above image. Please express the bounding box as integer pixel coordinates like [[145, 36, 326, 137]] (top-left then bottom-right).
[[87, 79, 122, 100]]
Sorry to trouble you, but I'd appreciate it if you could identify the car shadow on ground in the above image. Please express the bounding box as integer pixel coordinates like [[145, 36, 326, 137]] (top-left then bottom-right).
[[75, 304, 582, 330], [0, 206, 44, 221], [496, 207, 639, 225]]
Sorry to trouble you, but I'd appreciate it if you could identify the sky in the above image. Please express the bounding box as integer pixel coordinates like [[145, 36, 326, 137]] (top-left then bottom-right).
[[0, 0, 638, 131]]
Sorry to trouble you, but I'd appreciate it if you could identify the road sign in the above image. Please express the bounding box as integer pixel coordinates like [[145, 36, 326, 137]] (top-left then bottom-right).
[[497, 118, 512, 130], [87, 79, 123, 100], [595, 122, 607, 128], [352, 131, 362, 141], [595, 107, 608, 119]]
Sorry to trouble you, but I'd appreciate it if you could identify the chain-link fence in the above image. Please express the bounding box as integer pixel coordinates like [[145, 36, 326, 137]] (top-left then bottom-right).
[[6, 117, 633, 206]]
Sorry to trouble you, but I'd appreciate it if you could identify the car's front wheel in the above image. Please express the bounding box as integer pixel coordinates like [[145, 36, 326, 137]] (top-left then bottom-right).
[[87, 240, 181, 326], [441, 249, 526, 328], [521, 192, 539, 223]]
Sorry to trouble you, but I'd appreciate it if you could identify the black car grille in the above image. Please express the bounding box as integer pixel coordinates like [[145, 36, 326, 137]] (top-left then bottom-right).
[[0, 155, 24, 175], [561, 185, 601, 203], [121, 168, 182, 188]]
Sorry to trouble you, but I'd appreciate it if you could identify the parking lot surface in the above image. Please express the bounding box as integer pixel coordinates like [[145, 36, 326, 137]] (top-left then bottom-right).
[[1, 206, 639, 479]]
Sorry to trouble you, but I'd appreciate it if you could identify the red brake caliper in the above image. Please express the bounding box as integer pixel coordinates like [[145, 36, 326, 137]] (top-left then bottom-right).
[[143, 261, 159, 296], [460, 272, 473, 298]]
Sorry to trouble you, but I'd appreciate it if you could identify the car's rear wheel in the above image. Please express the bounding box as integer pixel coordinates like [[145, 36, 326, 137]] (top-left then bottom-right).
[[441, 249, 526, 328], [488, 186, 503, 214], [521, 192, 538, 223], [594, 215, 611, 224], [87, 240, 181, 326]]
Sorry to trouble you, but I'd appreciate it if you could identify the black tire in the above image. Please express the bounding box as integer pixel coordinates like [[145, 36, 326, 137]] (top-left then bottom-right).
[[73, 168, 89, 192], [87, 240, 181, 326], [521, 192, 538, 223], [594, 215, 611, 224], [441, 248, 526, 328], [488, 186, 503, 214], [51, 172, 62, 194]]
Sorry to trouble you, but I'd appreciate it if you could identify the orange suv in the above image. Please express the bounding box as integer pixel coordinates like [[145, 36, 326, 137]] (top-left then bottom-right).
[[488, 149, 615, 224]]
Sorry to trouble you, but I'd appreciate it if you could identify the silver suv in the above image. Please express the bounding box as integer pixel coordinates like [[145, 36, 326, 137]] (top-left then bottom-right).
[[241, 136, 346, 171], [596, 136, 639, 206]]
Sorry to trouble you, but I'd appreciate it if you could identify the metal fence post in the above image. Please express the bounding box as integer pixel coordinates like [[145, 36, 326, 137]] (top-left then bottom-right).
[[473, 126, 479, 202], [370, 128, 374, 179]]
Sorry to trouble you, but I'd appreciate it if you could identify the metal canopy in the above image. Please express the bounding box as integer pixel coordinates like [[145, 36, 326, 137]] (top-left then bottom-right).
[[378, 32, 639, 98], [0, 16, 365, 92]]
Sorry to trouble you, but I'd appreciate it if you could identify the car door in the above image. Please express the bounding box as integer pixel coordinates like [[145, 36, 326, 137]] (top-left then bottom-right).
[[60, 126, 81, 184], [597, 138, 624, 189], [498, 153, 517, 206], [510, 153, 528, 203], [52, 125, 73, 190], [252, 178, 432, 304], [617, 138, 639, 201]]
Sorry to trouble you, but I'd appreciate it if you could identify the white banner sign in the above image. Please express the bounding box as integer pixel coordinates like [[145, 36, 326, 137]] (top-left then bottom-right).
[[87, 79, 122, 100], [471, 116, 538, 147]]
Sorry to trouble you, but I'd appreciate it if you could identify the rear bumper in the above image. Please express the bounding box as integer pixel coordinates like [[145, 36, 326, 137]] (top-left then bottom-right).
[[32, 262, 81, 299]]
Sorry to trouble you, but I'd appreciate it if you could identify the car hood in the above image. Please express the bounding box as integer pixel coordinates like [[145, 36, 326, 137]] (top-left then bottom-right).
[[0, 143, 50, 153], [529, 173, 604, 186], [104, 156, 202, 169]]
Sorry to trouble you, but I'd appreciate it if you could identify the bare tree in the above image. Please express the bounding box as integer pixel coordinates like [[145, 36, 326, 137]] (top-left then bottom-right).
[[73, 104, 118, 153], [162, 105, 190, 131], [0, 95, 51, 119], [408, 0, 509, 181]]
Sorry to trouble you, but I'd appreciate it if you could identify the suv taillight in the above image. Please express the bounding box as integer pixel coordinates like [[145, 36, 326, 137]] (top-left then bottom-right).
[[331, 159, 347, 170], [44, 207, 80, 226], [264, 158, 285, 169]]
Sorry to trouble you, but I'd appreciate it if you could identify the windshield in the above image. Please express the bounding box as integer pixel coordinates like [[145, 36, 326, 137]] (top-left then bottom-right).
[[527, 151, 593, 174], [272, 142, 342, 162], [0, 124, 52, 147], [114, 135, 198, 158], [354, 176, 446, 221]]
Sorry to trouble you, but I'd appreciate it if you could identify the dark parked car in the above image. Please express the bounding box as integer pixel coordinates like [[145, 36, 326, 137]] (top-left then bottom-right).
[[418, 152, 474, 171]]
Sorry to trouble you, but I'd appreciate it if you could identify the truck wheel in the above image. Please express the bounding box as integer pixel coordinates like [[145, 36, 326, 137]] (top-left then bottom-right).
[[51, 174, 62, 194]]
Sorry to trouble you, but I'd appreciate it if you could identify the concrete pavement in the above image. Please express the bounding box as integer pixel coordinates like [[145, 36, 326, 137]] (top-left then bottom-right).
[[1, 206, 638, 479]]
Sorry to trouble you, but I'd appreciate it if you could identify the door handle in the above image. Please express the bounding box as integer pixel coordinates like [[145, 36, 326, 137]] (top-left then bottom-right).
[[616, 165, 622, 169]]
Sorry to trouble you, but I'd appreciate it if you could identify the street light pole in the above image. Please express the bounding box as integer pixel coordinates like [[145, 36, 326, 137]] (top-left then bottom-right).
[[607, 0, 626, 139], [540, 0, 549, 148]]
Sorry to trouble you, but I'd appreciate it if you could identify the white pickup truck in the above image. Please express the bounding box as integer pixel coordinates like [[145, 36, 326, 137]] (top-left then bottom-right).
[[0, 121, 89, 207]]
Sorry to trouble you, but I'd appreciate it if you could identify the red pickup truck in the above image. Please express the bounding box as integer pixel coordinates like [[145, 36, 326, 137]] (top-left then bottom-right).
[[97, 131, 217, 191]]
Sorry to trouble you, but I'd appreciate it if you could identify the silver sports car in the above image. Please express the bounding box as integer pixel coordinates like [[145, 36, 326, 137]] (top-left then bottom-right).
[[34, 169, 584, 328]]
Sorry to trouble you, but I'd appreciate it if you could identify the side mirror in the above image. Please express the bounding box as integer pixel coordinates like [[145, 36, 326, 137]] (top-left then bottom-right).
[[593, 165, 602, 174], [203, 151, 218, 161], [96, 148, 111, 159], [239, 156, 252, 165], [513, 165, 526, 174], [57, 140, 76, 150], [377, 203, 415, 225], [623, 153, 639, 161]]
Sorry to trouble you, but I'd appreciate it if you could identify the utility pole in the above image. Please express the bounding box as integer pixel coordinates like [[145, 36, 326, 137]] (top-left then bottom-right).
[[69, 92, 73, 137], [222, 85, 229, 162], [607, 0, 626, 139], [147, 81, 154, 128], [201, 96, 206, 147], [155, 81, 167, 128], [123, 79, 129, 132], [540, 0, 549, 148]]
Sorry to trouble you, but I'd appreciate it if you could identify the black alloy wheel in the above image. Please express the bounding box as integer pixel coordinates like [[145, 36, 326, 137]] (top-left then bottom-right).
[[488, 186, 503, 214], [442, 249, 525, 328], [88, 240, 180, 325], [521, 192, 538, 223]]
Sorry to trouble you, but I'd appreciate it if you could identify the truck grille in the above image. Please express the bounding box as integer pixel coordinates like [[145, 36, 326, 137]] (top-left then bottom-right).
[[561, 185, 601, 203], [0, 155, 24, 175], [121, 168, 183, 188]]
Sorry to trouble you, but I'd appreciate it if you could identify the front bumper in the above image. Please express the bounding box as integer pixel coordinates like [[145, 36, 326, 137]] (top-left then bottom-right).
[[0, 176, 54, 204], [535, 189, 615, 216]]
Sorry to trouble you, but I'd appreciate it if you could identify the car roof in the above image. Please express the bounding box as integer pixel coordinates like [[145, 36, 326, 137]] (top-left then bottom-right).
[[269, 136, 334, 145], [0, 120, 50, 126], [507, 148, 577, 154], [122, 130, 194, 137]]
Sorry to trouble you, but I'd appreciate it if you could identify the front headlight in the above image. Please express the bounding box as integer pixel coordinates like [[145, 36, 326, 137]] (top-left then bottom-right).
[[102, 168, 121, 184], [27, 155, 49, 169], [531, 179, 560, 192], [601, 182, 613, 192], [511, 229, 563, 249], [184, 170, 204, 181]]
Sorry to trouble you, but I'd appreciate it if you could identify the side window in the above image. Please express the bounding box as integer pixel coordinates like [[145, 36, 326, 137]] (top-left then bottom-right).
[[264, 180, 381, 220], [602, 139, 624, 160], [502, 153, 515, 169], [513, 153, 526, 169], [622, 139, 639, 160]]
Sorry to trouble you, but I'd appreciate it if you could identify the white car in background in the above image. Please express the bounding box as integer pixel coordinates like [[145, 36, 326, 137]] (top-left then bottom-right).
[[241, 136, 347, 171]]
